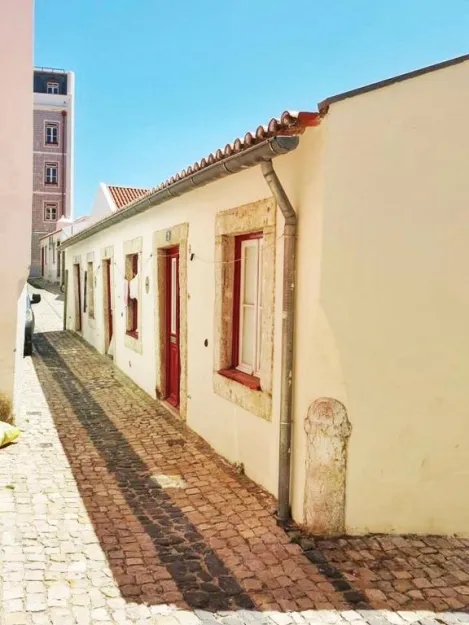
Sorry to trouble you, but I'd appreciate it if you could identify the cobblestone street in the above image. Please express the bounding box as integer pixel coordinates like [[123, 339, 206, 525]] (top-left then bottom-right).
[[1, 286, 469, 624]]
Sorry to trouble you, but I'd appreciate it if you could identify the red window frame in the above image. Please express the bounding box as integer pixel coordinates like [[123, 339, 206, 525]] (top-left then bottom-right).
[[126, 253, 139, 338], [218, 231, 263, 390]]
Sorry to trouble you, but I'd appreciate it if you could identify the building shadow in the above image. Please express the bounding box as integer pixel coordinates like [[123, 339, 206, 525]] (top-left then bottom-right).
[[31, 331, 469, 615], [28, 278, 64, 302]]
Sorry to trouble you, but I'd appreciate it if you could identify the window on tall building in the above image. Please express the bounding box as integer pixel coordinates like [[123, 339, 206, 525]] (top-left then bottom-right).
[[45, 123, 58, 145], [47, 81, 59, 94], [45, 163, 58, 185], [44, 203, 57, 221]]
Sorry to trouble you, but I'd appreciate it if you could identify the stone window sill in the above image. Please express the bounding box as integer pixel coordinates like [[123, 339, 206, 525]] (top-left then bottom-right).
[[218, 368, 261, 391]]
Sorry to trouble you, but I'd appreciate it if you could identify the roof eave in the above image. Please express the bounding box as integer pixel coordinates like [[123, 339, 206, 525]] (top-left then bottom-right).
[[61, 135, 301, 250], [318, 52, 469, 114]]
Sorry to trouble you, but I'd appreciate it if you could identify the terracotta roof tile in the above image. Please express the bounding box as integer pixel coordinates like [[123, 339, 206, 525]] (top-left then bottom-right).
[[107, 185, 150, 210], [120, 110, 319, 210]]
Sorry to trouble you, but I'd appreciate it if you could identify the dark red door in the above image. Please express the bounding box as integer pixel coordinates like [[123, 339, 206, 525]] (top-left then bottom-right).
[[104, 259, 113, 347], [74, 264, 82, 331], [165, 247, 180, 407]]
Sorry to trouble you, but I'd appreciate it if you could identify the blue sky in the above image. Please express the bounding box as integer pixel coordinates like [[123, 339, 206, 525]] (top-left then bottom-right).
[[35, 0, 469, 217]]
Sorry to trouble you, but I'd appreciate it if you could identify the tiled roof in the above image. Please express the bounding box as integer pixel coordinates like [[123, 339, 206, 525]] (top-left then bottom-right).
[[117, 110, 319, 211], [107, 185, 150, 210]]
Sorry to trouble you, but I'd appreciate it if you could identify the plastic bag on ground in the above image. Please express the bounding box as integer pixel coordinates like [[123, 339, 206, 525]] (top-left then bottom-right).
[[0, 422, 20, 447]]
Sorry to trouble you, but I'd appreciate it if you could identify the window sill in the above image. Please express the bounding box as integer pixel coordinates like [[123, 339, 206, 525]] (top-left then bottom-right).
[[45, 182, 58, 186], [218, 368, 261, 390]]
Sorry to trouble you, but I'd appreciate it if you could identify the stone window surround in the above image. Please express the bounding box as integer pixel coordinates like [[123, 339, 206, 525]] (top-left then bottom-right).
[[214, 197, 276, 421], [44, 121, 59, 146], [86, 251, 96, 328], [44, 201, 58, 222], [123, 237, 143, 355], [153, 223, 188, 421]]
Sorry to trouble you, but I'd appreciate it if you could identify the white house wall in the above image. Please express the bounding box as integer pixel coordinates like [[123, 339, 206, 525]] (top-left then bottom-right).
[[64, 131, 325, 503], [90, 183, 115, 223]]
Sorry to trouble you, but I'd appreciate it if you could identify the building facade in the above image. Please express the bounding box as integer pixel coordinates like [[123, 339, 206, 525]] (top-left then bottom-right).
[[40, 216, 91, 285], [31, 68, 74, 277], [62, 54, 469, 537], [0, 0, 33, 418]]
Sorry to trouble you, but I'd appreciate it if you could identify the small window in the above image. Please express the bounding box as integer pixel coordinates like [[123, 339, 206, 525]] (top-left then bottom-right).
[[44, 203, 57, 221], [125, 253, 139, 337], [87, 262, 95, 319], [45, 163, 58, 185], [45, 123, 58, 145], [233, 233, 263, 378], [47, 81, 59, 94]]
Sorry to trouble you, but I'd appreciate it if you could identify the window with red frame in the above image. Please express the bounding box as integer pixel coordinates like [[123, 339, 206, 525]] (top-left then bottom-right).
[[126, 253, 139, 337], [220, 231, 263, 388]]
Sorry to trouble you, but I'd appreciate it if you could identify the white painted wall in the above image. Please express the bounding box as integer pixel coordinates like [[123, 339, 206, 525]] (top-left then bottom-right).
[[63, 57, 469, 536], [90, 183, 116, 223], [0, 0, 32, 417], [40, 232, 61, 284], [63, 137, 320, 500]]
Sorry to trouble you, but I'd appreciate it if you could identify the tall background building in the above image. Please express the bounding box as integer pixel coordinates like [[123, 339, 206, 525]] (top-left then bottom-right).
[[31, 68, 74, 277]]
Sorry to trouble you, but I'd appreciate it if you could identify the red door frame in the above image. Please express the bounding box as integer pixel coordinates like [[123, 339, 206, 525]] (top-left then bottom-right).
[[165, 246, 180, 407], [74, 264, 82, 331], [104, 259, 113, 349]]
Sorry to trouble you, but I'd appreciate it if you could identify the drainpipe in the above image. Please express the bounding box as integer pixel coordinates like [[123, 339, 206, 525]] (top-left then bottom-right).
[[261, 160, 297, 523], [61, 110, 67, 218]]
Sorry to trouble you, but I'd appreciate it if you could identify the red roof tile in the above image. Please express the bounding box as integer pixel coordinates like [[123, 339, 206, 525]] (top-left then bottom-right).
[[107, 185, 150, 210], [118, 110, 319, 210]]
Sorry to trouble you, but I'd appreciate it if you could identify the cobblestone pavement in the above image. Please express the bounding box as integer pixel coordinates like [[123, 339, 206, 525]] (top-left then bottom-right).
[[1, 296, 469, 624]]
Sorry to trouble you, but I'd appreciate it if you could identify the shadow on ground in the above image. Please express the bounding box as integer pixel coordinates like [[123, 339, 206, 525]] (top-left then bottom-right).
[[28, 278, 64, 302], [32, 331, 469, 615]]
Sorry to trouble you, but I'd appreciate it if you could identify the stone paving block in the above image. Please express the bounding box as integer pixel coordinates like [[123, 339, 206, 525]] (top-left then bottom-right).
[[1, 294, 469, 625]]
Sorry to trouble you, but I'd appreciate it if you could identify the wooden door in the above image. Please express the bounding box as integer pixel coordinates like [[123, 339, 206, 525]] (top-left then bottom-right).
[[104, 259, 113, 350], [74, 264, 82, 331], [41, 247, 45, 276], [165, 247, 180, 407]]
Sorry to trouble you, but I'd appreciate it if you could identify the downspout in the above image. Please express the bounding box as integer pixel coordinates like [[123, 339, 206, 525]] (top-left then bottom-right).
[[261, 160, 297, 523], [61, 110, 67, 218]]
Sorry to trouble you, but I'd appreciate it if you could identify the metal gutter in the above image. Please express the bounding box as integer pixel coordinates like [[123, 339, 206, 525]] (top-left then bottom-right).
[[61, 135, 300, 249]]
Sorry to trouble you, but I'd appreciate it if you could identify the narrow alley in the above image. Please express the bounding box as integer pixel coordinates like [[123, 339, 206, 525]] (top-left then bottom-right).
[[1, 287, 469, 625]]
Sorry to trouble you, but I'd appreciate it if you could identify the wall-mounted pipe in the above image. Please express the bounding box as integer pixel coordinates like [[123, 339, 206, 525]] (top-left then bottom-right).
[[61, 136, 300, 249], [261, 160, 297, 523], [61, 110, 67, 218]]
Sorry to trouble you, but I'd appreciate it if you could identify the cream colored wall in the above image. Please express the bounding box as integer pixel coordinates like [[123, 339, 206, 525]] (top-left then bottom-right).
[[64, 135, 324, 500], [41, 233, 61, 283], [319, 60, 469, 535], [0, 1, 32, 414]]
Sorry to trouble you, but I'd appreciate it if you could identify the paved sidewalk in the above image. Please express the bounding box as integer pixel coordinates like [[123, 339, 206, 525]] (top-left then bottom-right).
[[1, 304, 469, 624]]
